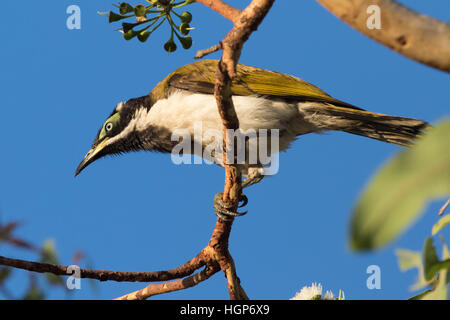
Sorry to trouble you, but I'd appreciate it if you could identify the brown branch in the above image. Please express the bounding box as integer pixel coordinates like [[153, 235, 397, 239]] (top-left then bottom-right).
[[195, 0, 242, 23], [114, 264, 220, 300], [439, 198, 450, 216], [219, 0, 275, 79], [316, 0, 450, 73], [210, 0, 274, 299], [0, 254, 205, 283], [194, 43, 222, 59]]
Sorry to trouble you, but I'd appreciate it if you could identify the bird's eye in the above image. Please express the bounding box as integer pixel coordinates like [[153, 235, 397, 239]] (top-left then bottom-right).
[[105, 122, 113, 132]]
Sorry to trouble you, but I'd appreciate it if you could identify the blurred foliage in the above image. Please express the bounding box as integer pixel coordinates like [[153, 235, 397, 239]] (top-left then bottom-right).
[[0, 217, 94, 299], [350, 119, 450, 251], [348, 119, 450, 299], [396, 224, 450, 300], [100, 0, 195, 52], [432, 213, 450, 235]]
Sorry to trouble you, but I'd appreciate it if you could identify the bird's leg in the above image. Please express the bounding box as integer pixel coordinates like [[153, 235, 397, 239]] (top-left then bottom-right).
[[241, 172, 264, 189], [213, 168, 264, 220]]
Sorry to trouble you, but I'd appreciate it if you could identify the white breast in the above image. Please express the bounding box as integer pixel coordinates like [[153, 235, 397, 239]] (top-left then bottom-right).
[[132, 90, 322, 168], [146, 90, 301, 133]]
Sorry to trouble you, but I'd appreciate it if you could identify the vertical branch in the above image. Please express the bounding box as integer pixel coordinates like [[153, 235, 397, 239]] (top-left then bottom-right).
[[215, 61, 242, 205], [210, 0, 275, 299], [214, 0, 275, 204]]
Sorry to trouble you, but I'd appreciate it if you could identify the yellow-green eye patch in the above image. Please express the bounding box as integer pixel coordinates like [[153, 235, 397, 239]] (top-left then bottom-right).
[[99, 112, 121, 140]]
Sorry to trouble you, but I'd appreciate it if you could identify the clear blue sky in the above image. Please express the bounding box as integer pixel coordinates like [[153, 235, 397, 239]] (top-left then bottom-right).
[[0, 0, 449, 300]]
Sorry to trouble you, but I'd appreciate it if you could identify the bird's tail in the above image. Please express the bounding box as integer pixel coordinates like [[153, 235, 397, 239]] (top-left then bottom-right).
[[301, 103, 429, 146]]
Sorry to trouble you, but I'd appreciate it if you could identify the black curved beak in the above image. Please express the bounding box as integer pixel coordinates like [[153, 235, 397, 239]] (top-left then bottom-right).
[[74, 138, 109, 177]]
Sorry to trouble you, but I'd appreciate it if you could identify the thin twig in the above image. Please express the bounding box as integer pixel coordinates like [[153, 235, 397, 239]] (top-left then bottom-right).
[[0, 254, 205, 283], [194, 43, 222, 59], [439, 199, 450, 216], [114, 264, 220, 300]]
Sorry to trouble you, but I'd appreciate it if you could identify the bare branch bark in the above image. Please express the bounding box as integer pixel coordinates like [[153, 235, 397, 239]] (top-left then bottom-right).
[[220, 0, 275, 79], [439, 198, 450, 216], [195, 0, 242, 23], [194, 43, 222, 59], [0, 254, 205, 283], [316, 0, 450, 73], [210, 0, 274, 299], [115, 264, 220, 300]]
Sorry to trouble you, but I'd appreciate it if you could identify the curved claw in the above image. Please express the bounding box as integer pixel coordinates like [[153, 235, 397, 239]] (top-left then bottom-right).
[[238, 194, 248, 208], [213, 193, 248, 221]]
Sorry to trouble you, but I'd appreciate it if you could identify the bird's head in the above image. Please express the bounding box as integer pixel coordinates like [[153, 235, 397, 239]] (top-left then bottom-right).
[[75, 96, 150, 177]]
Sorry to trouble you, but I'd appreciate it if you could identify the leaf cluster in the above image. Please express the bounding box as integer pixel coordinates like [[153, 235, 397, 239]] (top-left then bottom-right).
[[101, 0, 195, 52]]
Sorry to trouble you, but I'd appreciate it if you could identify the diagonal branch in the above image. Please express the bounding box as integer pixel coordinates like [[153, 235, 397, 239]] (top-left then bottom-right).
[[194, 43, 222, 59], [195, 0, 242, 23], [115, 264, 220, 300], [316, 0, 450, 73], [0, 254, 206, 283]]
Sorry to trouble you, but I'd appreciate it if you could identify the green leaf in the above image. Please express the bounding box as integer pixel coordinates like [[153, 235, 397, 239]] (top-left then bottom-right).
[[119, 3, 134, 15], [423, 237, 450, 281], [350, 119, 450, 251], [39, 239, 65, 286], [23, 284, 45, 300], [409, 242, 450, 300], [396, 249, 430, 290], [424, 237, 441, 281], [432, 214, 450, 235], [40, 239, 58, 265], [108, 11, 126, 23], [420, 243, 450, 300], [0, 267, 12, 284], [443, 242, 450, 285], [408, 289, 433, 300], [397, 249, 422, 271]]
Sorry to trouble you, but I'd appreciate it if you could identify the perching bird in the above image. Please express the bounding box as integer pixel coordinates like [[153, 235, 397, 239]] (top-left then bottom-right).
[[75, 59, 428, 219]]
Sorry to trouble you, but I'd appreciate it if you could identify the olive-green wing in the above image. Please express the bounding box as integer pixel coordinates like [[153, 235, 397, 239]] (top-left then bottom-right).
[[151, 59, 363, 111]]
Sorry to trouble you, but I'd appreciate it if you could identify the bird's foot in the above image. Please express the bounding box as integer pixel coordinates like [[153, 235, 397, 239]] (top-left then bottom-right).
[[241, 170, 264, 189], [213, 192, 248, 221]]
